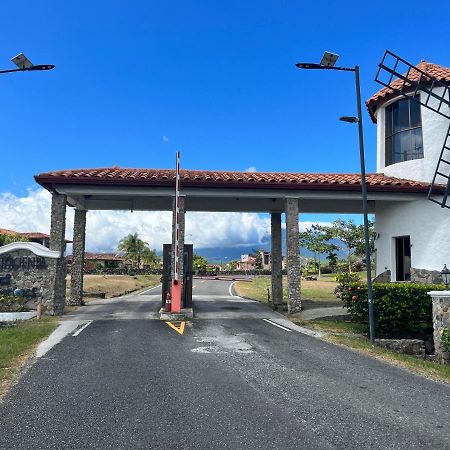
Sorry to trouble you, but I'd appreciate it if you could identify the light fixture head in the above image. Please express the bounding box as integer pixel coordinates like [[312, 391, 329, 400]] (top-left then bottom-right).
[[441, 264, 450, 287], [320, 51, 339, 67], [339, 116, 359, 123], [11, 53, 33, 69]]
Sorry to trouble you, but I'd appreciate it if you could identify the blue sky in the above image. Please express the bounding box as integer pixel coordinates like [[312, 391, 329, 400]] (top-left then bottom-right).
[[0, 1, 449, 253]]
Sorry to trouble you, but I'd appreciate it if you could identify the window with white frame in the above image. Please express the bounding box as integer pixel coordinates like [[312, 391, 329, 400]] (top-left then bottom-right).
[[385, 95, 423, 166]]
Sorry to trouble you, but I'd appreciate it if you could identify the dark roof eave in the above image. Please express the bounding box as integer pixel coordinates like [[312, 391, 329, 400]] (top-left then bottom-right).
[[34, 175, 432, 195]]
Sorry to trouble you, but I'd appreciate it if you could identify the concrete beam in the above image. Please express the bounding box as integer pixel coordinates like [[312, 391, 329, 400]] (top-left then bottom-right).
[[69, 209, 87, 306], [285, 198, 301, 314]]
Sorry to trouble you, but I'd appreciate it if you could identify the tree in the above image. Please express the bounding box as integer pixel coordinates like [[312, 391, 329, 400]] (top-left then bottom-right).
[[141, 247, 161, 269], [0, 232, 28, 247], [117, 233, 154, 269], [192, 254, 208, 273], [250, 249, 263, 270], [330, 219, 375, 272], [299, 224, 338, 278]]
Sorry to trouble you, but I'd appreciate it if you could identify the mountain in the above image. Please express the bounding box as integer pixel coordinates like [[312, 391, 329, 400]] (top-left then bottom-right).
[[192, 230, 347, 263]]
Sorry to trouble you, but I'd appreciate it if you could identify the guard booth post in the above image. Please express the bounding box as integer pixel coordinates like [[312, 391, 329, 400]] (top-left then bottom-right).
[[162, 244, 193, 310]]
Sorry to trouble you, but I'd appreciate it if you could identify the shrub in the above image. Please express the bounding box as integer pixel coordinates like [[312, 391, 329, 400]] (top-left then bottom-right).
[[441, 329, 450, 352], [338, 281, 437, 336], [0, 294, 26, 312], [335, 271, 361, 286], [320, 265, 333, 274]]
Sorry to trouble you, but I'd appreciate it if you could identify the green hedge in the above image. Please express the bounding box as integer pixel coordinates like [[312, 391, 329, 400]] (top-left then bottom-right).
[[337, 281, 439, 336]]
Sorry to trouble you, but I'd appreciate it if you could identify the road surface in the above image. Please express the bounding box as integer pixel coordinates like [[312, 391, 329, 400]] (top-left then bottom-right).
[[0, 279, 449, 449]]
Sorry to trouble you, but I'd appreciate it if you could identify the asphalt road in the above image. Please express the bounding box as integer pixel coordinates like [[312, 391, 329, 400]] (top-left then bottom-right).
[[1, 279, 449, 449]]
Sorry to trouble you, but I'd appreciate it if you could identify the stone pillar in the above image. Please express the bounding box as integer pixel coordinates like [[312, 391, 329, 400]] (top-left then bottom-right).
[[285, 198, 301, 314], [428, 291, 450, 355], [69, 209, 87, 306], [49, 192, 67, 315], [271, 212, 283, 309]]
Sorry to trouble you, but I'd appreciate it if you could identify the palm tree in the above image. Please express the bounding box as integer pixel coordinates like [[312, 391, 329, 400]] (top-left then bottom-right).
[[117, 233, 148, 268], [141, 247, 161, 269]]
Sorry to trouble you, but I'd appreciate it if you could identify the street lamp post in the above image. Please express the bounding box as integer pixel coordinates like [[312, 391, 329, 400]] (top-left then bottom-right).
[[296, 52, 376, 345], [0, 53, 54, 75]]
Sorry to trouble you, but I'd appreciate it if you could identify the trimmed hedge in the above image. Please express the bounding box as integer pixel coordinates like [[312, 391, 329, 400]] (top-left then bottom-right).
[[337, 281, 439, 336]]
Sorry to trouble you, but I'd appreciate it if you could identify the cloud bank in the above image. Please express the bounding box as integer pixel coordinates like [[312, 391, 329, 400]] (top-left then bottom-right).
[[0, 189, 331, 254]]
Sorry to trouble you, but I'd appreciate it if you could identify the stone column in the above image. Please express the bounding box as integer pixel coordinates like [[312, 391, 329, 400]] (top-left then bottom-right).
[[428, 291, 450, 355], [69, 209, 87, 306], [271, 212, 283, 309], [49, 192, 67, 315], [285, 197, 301, 314]]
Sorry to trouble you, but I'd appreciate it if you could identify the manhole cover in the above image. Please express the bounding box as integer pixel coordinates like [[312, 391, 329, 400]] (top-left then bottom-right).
[[221, 306, 241, 311]]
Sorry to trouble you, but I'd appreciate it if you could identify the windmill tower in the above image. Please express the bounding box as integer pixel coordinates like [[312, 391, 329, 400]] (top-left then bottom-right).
[[366, 51, 450, 282], [369, 51, 450, 203]]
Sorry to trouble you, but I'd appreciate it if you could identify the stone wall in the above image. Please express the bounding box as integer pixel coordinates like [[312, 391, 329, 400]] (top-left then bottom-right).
[[375, 339, 425, 358], [373, 269, 391, 283], [411, 268, 442, 285], [0, 245, 64, 315]]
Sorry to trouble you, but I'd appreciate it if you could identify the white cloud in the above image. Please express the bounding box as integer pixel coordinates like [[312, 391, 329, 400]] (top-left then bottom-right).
[[162, 136, 169, 143], [244, 166, 257, 172], [0, 189, 333, 254]]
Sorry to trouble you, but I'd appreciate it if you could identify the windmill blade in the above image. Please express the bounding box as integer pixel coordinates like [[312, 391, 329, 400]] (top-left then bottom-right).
[[375, 50, 450, 120]]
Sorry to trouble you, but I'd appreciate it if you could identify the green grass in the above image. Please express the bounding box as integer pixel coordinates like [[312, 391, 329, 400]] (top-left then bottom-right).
[[66, 274, 161, 299], [290, 317, 368, 334], [234, 275, 339, 303], [327, 334, 450, 384], [0, 317, 58, 398]]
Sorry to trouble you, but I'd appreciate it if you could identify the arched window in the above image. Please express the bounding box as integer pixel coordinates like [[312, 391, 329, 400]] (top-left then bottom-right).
[[385, 95, 423, 166]]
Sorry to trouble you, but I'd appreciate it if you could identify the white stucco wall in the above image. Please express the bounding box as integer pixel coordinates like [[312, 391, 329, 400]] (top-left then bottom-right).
[[375, 87, 450, 183], [375, 199, 450, 279]]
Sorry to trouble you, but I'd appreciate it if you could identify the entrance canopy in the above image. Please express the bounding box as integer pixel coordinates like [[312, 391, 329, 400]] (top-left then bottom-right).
[[34, 167, 431, 214]]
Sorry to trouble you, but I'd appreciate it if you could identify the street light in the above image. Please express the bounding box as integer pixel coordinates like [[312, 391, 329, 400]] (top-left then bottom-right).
[[296, 51, 376, 345], [0, 53, 54, 75], [441, 265, 450, 288]]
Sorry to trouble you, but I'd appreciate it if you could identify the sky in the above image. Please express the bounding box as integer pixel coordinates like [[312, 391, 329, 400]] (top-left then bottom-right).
[[0, 1, 449, 256]]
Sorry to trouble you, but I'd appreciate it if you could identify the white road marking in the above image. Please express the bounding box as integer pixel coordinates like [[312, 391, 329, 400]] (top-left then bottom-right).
[[36, 321, 81, 358], [72, 320, 93, 336], [229, 281, 240, 298], [263, 318, 292, 332], [139, 284, 162, 295]]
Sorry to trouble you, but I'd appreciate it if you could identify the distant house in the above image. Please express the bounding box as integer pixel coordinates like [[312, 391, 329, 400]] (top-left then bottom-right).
[[0, 228, 71, 250], [236, 254, 257, 271], [258, 250, 271, 270], [66, 252, 126, 271]]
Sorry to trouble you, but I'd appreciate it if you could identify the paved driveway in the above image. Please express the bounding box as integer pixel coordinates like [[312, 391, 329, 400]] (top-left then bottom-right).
[[0, 279, 449, 449]]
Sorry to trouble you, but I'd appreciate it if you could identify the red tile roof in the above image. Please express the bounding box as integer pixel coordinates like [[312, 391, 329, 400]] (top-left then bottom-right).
[[0, 228, 71, 243], [34, 167, 434, 194], [0, 228, 19, 236], [20, 232, 50, 239], [366, 61, 450, 122]]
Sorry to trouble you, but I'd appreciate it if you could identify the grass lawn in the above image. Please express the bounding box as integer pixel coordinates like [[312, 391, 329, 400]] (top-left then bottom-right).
[[289, 317, 450, 384], [234, 275, 340, 303], [0, 317, 59, 399], [290, 317, 368, 334], [327, 334, 450, 384], [66, 274, 161, 299]]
